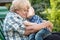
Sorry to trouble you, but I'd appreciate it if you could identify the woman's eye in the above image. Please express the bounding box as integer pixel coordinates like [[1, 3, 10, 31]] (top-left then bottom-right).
[[24, 10, 28, 12]]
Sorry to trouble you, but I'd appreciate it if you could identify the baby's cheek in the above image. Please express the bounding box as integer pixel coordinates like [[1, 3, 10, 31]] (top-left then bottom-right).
[[27, 12, 34, 18], [27, 7, 35, 18]]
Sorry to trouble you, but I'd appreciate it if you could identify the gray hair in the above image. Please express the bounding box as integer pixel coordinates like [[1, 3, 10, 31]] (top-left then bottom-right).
[[10, 0, 31, 12]]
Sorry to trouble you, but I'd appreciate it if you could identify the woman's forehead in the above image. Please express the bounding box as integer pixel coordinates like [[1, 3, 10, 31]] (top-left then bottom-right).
[[22, 5, 30, 10]]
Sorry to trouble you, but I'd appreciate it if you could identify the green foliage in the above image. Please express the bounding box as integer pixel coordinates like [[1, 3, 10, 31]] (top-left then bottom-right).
[[30, 0, 50, 20], [5, 3, 11, 10], [30, 0, 60, 32], [46, 0, 60, 32]]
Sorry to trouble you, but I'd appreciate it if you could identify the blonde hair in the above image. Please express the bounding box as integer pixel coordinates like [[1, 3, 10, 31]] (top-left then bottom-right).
[[10, 0, 31, 12]]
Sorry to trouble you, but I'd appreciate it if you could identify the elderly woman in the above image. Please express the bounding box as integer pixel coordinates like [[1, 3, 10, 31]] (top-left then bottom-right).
[[3, 0, 53, 40]]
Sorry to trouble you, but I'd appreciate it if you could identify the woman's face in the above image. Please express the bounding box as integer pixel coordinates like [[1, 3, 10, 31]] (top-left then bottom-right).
[[16, 5, 29, 18]]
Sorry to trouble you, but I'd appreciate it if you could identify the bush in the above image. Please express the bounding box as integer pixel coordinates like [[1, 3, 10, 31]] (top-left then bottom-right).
[[30, 0, 60, 32]]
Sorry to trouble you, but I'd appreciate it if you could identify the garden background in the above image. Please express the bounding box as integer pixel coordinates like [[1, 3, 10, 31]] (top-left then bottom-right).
[[0, 0, 60, 33], [0, 0, 60, 40]]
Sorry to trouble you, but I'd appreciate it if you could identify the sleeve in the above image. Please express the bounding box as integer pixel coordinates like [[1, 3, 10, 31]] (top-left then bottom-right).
[[4, 15, 25, 35], [32, 15, 43, 24]]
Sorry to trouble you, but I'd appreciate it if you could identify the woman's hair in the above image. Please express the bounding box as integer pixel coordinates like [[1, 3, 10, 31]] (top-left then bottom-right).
[[10, 0, 31, 12]]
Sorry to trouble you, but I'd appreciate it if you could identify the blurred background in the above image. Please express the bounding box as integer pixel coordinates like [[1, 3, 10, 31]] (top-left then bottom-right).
[[0, 0, 60, 40], [0, 0, 60, 32]]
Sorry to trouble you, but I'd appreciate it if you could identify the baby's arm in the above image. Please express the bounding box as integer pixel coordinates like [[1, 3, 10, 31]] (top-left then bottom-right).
[[24, 21, 37, 26]]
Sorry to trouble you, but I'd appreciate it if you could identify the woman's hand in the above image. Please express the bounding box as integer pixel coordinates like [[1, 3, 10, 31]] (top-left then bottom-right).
[[25, 23, 47, 33], [24, 29, 32, 36], [42, 20, 53, 32], [24, 21, 53, 35], [46, 21, 53, 32]]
